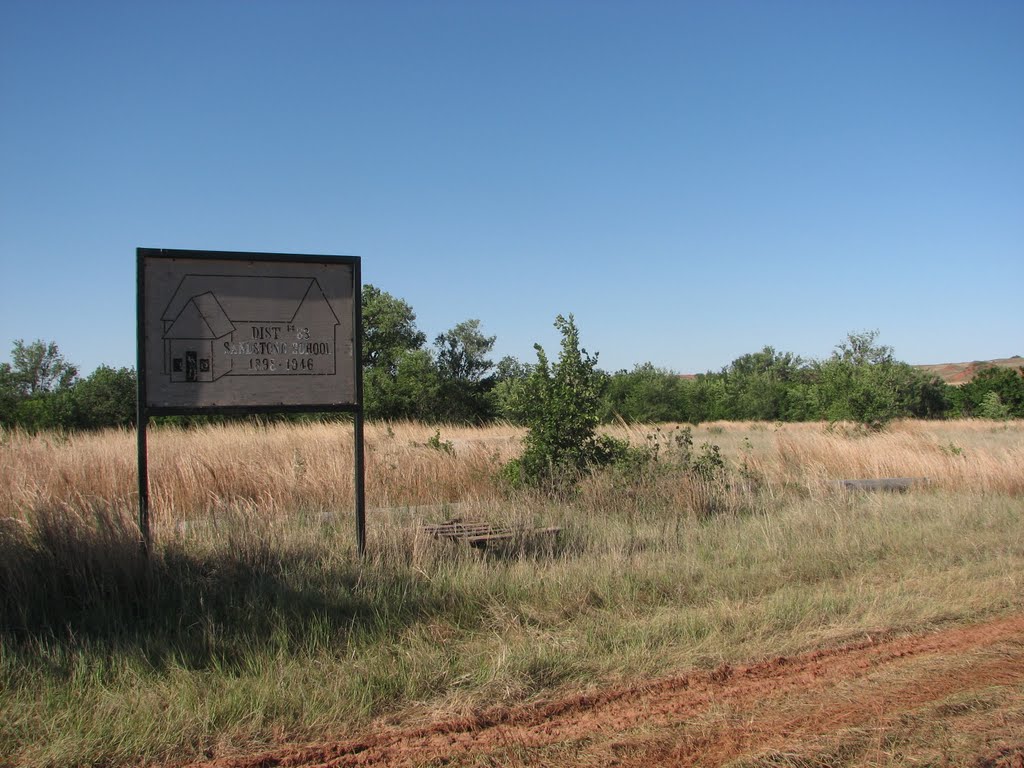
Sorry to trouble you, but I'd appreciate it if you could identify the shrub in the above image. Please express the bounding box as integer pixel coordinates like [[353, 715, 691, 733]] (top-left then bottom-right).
[[503, 315, 619, 492], [978, 391, 1011, 420]]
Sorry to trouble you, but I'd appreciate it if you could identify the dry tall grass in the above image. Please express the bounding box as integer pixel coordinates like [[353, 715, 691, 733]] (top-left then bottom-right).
[[2, 419, 1021, 528]]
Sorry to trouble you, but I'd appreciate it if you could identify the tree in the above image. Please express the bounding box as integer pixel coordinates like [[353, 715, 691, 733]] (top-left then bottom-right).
[[0, 363, 18, 426], [722, 346, 808, 421], [492, 356, 533, 424], [7, 339, 78, 396], [602, 363, 687, 423], [832, 330, 895, 367], [361, 285, 430, 420], [364, 349, 441, 421], [900, 371, 950, 419], [814, 332, 882, 425], [811, 330, 940, 428], [72, 366, 137, 429], [956, 366, 1024, 418], [433, 319, 497, 423], [0, 340, 79, 430], [361, 285, 426, 374], [686, 374, 729, 424], [434, 319, 495, 383]]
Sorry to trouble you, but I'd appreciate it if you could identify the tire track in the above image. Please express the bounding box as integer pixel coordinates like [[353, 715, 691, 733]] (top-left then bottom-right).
[[188, 613, 1024, 768]]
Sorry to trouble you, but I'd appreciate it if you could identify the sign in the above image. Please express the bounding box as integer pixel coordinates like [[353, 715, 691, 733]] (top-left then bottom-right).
[[138, 249, 359, 412], [135, 248, 366, 555]]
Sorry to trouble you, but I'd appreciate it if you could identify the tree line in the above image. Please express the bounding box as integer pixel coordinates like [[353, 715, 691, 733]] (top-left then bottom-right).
[[2, 285, 1022, 432]]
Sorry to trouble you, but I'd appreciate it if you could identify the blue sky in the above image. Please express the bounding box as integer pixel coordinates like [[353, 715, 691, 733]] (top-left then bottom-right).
[[2, 0, 1021, 377]]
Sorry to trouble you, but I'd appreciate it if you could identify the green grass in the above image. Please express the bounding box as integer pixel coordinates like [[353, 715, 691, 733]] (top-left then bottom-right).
[[4, 489, 1019, 765]]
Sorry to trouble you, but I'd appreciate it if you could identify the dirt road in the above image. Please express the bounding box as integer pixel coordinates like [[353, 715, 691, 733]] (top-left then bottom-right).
[[190, 614, 1024, 767]]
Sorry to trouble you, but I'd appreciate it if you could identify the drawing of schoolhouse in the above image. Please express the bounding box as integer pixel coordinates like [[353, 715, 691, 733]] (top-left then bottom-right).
[[160, 275, 341, 383]]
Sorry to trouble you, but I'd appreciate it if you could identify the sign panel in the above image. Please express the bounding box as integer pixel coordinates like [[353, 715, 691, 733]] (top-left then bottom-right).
[[139, 249, 359, 411]]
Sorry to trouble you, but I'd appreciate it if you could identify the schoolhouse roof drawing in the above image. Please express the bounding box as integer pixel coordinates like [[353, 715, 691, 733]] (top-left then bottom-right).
[[161, 275, 341, 326], [164, 292, 235, 340]]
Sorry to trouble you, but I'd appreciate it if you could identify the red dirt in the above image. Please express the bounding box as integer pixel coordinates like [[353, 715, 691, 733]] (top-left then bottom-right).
[[185, 614, 1024, 768], [914, 357, 1024, 386]]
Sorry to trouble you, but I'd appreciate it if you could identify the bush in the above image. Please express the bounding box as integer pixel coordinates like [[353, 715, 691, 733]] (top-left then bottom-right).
[[978, 391, 1011, 420], [503, 315, 619, 492]]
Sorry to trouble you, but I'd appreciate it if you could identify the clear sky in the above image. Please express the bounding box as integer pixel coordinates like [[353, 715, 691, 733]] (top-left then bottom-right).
[[1, 0, 1021, 377]]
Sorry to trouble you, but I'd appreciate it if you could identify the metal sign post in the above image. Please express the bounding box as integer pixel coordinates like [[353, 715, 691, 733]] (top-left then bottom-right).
[[136, 248, 365, 553]]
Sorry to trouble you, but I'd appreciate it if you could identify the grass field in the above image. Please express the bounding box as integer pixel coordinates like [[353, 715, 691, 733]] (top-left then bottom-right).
[[1, 419, 1023, 766]]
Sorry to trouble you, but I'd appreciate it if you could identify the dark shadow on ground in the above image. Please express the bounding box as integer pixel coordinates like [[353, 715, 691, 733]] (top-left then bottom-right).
[[0, 510, 454, 672]]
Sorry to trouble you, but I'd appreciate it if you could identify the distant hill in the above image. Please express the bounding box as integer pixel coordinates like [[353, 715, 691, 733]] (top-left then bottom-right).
[[915, 357, 1024, 386]]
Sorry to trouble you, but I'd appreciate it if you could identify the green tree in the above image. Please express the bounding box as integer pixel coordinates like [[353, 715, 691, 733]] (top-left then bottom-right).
[[361, 285, 427, 374], [601, 363, 688, 423], [72, 366, 137, 429], [0, 363, 18, 426], [956, 366, 1024, 418], [491, 356, 533, 424], [722, 346, 808, 421], [0, 339, 79, 430], [435, 319, 495, 383], [811, 330, 942, 428], [11, 390, 77, 431], [687, 374, 729, 423], [7, 339, 78, 396], [364, 349, 441, 421], [433, 319, 497, 423], [813, 332, 898, 427], [900, 371, 950, 419], [361, 285, 431, 420]]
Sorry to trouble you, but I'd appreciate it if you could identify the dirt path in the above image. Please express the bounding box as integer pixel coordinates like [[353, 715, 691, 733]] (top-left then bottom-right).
[[189, 614, 1024, 767]]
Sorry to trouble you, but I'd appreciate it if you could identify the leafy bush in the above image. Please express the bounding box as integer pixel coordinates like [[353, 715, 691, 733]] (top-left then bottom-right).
[[978, 391, 1011, 420], [503, 315, 620, 492], [425, 429, 455, 455]]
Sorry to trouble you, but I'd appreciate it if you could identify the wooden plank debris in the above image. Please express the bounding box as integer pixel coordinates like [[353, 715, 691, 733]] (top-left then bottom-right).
[[423, 519, 561, 549]]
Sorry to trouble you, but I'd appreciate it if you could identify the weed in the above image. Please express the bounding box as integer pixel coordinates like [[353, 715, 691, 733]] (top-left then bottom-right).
[[425, 429, 454, 456]]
